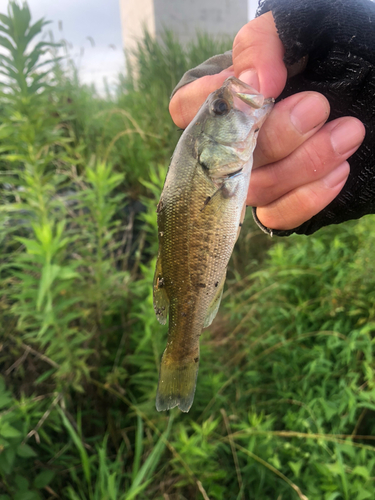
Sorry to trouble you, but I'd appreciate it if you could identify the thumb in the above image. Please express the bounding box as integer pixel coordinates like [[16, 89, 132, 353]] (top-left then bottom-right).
[[233, 11, 287, 98]]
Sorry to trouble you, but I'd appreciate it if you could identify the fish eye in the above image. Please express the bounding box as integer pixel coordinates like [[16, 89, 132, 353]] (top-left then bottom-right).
[[212, 98, 230, 116]]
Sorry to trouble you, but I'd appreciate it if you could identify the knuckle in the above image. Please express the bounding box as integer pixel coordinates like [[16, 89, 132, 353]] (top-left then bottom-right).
[[258, 204, 289, 230], [233, 18, 270, 61], [299, 135, 335, 178], [257, 125, 287, 163], [295, 187, 321, 216], [303, 146, 326, 176]]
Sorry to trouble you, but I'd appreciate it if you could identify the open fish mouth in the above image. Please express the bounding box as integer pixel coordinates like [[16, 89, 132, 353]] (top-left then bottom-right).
[[220, 76, 275, 113]]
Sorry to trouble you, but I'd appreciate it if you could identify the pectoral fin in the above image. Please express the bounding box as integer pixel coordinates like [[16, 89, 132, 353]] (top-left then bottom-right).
[[203, 271, 226, 328], [153, 254, 169, 324]]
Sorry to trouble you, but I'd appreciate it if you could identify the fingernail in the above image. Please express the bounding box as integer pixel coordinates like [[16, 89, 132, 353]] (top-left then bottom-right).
[[290, 95, 328, 135], [323, 162, 349, 189], [330, 120, 365, 155], [239, 69, 259, 91]]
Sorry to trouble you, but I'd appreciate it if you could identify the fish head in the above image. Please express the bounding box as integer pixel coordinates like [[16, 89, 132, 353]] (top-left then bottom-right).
[[192, 77, 274, 181]]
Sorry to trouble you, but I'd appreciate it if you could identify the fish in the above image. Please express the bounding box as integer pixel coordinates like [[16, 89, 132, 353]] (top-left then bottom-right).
[[153, 77, 274, 412]]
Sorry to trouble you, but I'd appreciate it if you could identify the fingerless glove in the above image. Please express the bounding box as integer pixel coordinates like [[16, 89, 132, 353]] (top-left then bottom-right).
[[172, 0, 375, 236]]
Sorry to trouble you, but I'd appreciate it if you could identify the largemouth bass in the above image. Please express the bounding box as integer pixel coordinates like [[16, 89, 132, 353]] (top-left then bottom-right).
[[154, 77, 274, 412]]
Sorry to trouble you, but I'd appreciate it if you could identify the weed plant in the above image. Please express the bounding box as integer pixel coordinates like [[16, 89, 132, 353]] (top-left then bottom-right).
[[1, 2, 375, 499]]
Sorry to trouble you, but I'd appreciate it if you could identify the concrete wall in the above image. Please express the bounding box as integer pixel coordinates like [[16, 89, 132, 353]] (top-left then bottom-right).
[[153, 0, 248, 45], [120, 0, 156, 58], [120, 0, 249, 52]]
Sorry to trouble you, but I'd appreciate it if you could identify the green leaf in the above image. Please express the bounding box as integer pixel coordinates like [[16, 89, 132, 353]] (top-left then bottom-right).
[[37, 263, 61, 310], [58, 267, 80, 281], [0, 446, 16, 475], [357, 490, 373, 500], [124, 479, 152, 500], [34, 369, 56, 385], [17, 444, 37, 458], [33, 470, 55, 488], [0, 422, 22, 439], [65, 487, 81, 500], [131, 415, 143, 481], [325, 494, 341, 500], [14, 492, 40, 500], [58, 408, 91, 485], [0, 35, 15, 52], [335, 448, 349, 500], [0, 377, 12, 408], [125, 414, 173, 500], [288, 460, 302, 478], [352, 465, 370, 479], [0, 13, 12, 28], [14, 237, 43, 255], [24, 19, 47, 45], [0, 394, 12, 409], [14, 474, 29, 492]]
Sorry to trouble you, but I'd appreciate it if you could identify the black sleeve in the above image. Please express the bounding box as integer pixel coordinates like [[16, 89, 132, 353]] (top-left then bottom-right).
[[256, 0, 375, 236], [171, 51, 233, 99]]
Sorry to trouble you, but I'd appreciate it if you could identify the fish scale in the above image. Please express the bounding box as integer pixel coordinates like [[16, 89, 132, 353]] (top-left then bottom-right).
[[153, 77, 274, 412]]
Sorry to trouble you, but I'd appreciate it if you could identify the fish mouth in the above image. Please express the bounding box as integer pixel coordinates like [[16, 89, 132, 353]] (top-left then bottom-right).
[[221, 76, 274, 115]]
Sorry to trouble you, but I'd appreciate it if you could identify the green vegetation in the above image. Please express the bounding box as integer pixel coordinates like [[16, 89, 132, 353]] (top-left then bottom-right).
[[1, 2, 375, 499]]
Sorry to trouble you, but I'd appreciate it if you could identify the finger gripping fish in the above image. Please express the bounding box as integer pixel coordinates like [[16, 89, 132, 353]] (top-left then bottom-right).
[[154, 77, 274, 412]]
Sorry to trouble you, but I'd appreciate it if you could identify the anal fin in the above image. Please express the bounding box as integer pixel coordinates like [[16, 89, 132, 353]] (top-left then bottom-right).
[[153, 254, 169, 324], [236, 202, 247, 240], [203, 271, 226, 328]]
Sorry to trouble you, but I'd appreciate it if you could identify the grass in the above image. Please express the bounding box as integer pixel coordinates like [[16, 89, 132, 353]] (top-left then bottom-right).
[[1, 2, 375, 499]]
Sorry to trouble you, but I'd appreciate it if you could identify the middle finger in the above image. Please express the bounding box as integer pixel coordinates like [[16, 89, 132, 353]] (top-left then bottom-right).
[[254, 91, 330, 168]]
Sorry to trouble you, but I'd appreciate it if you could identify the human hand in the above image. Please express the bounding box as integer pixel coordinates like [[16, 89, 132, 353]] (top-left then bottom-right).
[[169, 12, 365, 232]]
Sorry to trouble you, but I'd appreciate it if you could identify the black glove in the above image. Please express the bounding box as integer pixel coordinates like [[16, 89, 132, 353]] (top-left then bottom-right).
[[172, 0, 375, 236]]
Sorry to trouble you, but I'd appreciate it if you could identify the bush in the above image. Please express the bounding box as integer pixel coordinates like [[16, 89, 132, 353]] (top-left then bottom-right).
[[1, 2, 375, 499]]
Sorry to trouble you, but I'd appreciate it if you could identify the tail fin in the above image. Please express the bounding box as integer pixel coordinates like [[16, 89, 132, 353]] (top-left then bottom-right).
[[156, 352, 199, 413]]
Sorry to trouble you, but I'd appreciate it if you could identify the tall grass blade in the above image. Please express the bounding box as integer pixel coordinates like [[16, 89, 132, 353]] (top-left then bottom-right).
[[58, 407, 92, 487], [125, 414, 174, 500], [131, 415, 143, 482]]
